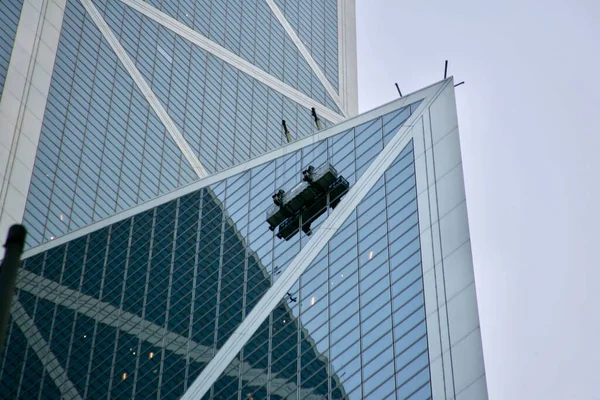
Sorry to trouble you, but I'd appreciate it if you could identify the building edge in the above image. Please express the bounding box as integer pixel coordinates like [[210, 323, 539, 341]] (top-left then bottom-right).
[[338, 0, 358, 116], [21, 79, 446, 260], [0, 0, 67, 259], [414, 80, 488, 399]]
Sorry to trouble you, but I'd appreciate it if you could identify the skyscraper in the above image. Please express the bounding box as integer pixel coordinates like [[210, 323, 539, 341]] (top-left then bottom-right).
[[0, 0, 358, 249], [0, 1, 487, 399]]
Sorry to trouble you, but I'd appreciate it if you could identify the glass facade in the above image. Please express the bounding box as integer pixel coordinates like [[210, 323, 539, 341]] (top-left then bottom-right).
[[0, 0, 24, 101], [211, 138, 429, 400], [140, 0, 339, 109], [1, 103, 431, 399], [22, 0, 198, 248], [20, 0, 342, 249], [274, 0, 339, 92], [96, 0, 335, 172]]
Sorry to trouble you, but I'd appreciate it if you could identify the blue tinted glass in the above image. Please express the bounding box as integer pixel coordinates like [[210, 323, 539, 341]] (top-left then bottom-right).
[[22, 0, 196, 248], [0, 0, 24, 100], [144, 0, 338, 108], [9, 104, 427, 399], [274, 0, 339, 92], [98, 0, 335, 174]]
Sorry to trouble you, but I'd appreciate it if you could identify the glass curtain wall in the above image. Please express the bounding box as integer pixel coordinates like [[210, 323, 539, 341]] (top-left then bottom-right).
[[1, 101, 427, 399]]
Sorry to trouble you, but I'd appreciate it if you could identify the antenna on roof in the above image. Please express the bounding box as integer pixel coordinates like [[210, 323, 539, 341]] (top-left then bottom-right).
[[395, 83, 403, 97], [311, 107, 322, 130], [444, 60, 465, 88], [282, 120, 292, 143]]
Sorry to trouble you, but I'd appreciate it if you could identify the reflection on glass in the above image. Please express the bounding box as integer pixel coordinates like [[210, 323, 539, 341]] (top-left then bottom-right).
[[7, 104, 428, 399]]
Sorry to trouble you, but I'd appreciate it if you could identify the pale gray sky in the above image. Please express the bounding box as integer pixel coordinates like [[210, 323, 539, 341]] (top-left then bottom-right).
[[356, 0, 600, 398]]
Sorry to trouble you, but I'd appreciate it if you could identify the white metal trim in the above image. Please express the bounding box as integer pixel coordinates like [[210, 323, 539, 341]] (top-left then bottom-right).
[[21, 80, 447, 259], [12, 299, 83, 400], [180, 79, 451, 400], [21, 80, 446, 259], [0, 0, 67, 258], [265, 0, 346, 116], [116, 0, 345, 124], [78, 0, 209, 179], [337, 0, 345, 111], [413, 81, 488, 399]]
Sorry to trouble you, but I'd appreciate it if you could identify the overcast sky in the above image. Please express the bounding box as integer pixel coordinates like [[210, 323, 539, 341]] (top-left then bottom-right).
[[356, 0, 600, 398]]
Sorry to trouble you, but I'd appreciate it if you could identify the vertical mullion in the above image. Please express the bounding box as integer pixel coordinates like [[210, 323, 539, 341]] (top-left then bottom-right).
[[106, 225, 120, 399], [77, 235, 92, 399], [237, 189, 251, 400], [37, 245, 69, 398], [352, 126, 367, 400], [326, 236, 333, 398], [118, 220, 140, 397], [16, 252, 47, 399], [210, 193, 226, 399], [64, 240, 81, 385], [85, 230, 111, 397], [184, 191, 203, 390], [267, 309, 273, 397], [134, 208, 157, 397], [157, 198, 180, 398], [296, 244, 303, 399]]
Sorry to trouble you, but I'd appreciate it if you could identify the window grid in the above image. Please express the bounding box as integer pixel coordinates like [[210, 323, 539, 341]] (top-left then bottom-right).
[[143, 0, 339, 109], [22, 0, 196, 248], [6, 104, 425, 399], [23, 0, 345, 250], [274, 0, 339, 92]]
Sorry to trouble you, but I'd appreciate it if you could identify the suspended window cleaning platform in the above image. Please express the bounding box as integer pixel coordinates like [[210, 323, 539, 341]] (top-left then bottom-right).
[[266, 163, 350, 241]]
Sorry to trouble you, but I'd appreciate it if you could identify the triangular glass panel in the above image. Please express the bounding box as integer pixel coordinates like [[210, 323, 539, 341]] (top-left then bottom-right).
[[201, 107, 429, 399], [13, 99, 425, 399]]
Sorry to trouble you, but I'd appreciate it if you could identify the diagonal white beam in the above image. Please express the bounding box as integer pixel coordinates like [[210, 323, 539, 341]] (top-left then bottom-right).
[[181, 75, 452, 400], [22, 80, 444, 260], [116, 0, 345, 124], [265, 0, 346, 116], [15, 269, 321, 399], [0, 0, 69, 259], [17, 270, 197, 359], [78, 0, 209, 179], [12, 300, 83, 400]]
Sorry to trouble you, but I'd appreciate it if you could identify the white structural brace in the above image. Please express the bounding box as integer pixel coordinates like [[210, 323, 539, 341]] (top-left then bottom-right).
[[117, 0, 345, 124], [180, 79, 450, 400], [12, 300, 83, 400], [0, 0, 68, 259], [15, 269, 322, 399], [22, 80, 443, 260], [265, 0, 346, 116], [78, 0, 209, 179]]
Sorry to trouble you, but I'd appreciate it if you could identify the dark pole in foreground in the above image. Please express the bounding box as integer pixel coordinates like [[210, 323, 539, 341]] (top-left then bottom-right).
[[0, 225, 27, 354]]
